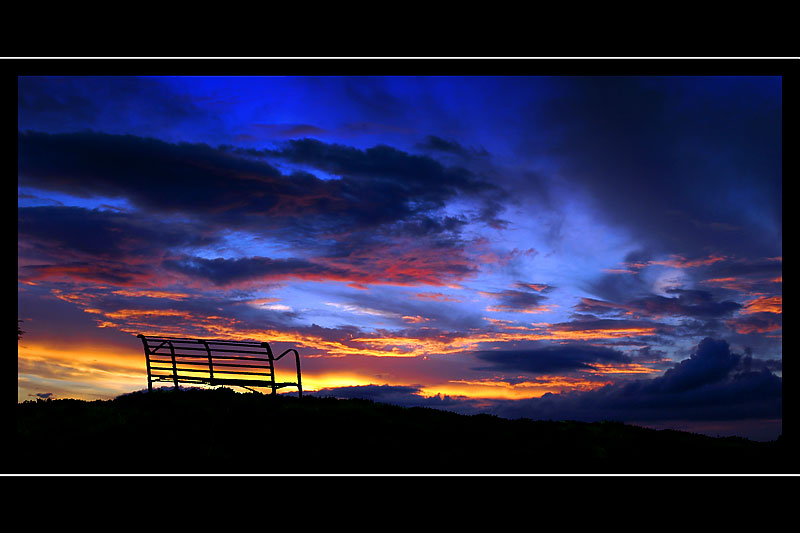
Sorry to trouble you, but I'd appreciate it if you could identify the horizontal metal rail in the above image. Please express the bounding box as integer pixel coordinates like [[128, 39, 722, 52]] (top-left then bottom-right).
[[147, 359, 272, 370], [142, 335, 264, 346], [149, 366, 274, 378], [146, 345, 271, 356], [147, 351, 273, 362], [148, 375, 298, 386]]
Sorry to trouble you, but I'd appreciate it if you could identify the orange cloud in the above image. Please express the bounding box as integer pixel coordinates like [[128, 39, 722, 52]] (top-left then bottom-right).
[[111, 289, 191, 300], [742, 295, 782, 315], [348, 325, 657, 357], [584, 363, 661, 375], [649, 254, 726, 269], [611, 254, 728, 274], [402, 315, 431, 323], [701, 277, 752, 291]]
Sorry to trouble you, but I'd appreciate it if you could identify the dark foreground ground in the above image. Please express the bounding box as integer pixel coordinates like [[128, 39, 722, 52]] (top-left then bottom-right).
[[15, 387, 791, 474]]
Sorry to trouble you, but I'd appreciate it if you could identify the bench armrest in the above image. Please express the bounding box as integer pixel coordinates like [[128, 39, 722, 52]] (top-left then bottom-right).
[[273, 348, 298, 361], [271, 348, 302, 397]]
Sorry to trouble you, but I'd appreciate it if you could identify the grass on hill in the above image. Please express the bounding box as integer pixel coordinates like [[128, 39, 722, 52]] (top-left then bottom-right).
[[15, 387, 788, 474]]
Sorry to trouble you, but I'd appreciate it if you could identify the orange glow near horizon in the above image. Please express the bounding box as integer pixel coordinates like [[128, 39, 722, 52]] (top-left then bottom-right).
[[294, 372, 379, 392], [18, 322, 662, 403], [420, 375, 613, 400], [18, 341, 145, 401]]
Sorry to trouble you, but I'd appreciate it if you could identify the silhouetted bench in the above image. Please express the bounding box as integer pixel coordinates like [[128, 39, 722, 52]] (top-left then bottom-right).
[[137, 334, 302, 397]]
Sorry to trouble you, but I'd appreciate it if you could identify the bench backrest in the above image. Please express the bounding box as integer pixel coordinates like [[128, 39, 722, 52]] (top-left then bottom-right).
[[137, 334, 302, 396]]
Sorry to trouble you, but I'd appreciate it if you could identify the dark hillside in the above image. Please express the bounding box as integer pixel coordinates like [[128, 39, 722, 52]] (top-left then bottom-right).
[[15, 387, 789, 474]]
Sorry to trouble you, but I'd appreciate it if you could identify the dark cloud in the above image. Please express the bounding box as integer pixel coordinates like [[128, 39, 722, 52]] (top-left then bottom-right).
[[486, 290, 547, 312], [161, 255, 350, 286], [19, 131, 505, 242], [18, 205, 221, 287], [267, 138, 497, 201], [309, 338, 781, 439], [740, 353, 782, 374], [473, 343, 632, 375], [482, 282, 553, 313], [488, 338, 781, 423], [18, 203, 482, 291], [526, 76, 782, 259], [551, 316, 672, 335], [654, 338, 741, 393], [18, 131, 511, 289], [18, 206, 215, 261], [387, 214, 468, 238], [576, 289, 742, 320], [416, 135, 489, 159], [662, 289, 743, 318], [19, 261, 154, 286], [705, 258, 782, 279], [18, 130, 287, 217], [584, 271, 652, 303]]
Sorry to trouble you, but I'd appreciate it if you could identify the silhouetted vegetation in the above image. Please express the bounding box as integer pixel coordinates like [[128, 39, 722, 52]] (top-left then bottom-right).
[[15, 387, 789, 474]]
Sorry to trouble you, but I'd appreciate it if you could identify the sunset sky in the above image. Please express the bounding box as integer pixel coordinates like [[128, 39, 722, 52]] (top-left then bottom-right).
[[17, 72, 782, 441]]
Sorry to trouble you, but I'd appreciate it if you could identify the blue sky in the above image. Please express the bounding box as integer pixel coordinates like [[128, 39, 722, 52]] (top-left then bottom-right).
[[18, 72, 782, 440]]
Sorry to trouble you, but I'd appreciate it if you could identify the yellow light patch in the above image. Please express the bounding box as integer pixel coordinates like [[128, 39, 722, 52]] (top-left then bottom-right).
[[419, 375, 611, 400], [18, 342, 146, 401]]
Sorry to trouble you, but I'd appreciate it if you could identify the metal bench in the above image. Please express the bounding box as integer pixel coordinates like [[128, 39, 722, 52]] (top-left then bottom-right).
[[137, 334, 302, 397]]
